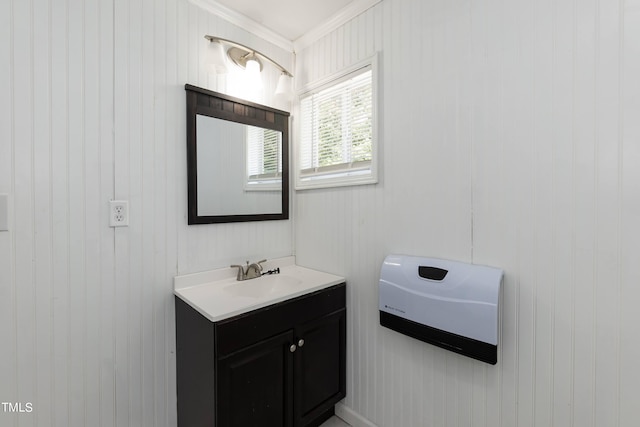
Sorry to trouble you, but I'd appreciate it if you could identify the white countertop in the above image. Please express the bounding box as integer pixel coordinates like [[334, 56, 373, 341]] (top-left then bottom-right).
[[174, 256, 345, 322]]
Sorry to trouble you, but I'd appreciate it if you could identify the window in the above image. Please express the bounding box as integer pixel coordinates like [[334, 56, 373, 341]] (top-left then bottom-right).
[[296, 56, 378, 189], [245, 126, 282, 191]]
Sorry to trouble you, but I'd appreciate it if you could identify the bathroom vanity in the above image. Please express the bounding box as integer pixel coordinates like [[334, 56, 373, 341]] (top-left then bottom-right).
[[174, 258, 346, 427]]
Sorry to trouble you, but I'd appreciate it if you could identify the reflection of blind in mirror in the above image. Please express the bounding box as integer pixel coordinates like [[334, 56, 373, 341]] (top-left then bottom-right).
[[246, 126, 282, 186]]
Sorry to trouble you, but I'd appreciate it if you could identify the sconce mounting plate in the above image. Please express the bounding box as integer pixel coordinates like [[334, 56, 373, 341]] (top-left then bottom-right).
[[227, 47, 264, 71]]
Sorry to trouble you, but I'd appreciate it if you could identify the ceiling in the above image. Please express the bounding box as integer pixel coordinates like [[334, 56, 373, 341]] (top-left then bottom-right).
[[212, 0, 356, 41]]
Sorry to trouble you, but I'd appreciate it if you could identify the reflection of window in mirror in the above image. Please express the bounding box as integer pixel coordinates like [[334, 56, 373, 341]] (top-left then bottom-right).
[[245, 126, 283, 192]]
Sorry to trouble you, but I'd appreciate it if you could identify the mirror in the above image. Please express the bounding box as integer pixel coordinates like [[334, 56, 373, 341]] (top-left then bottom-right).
[[186, 84, 289, 224], [196, 115, 283, 216]]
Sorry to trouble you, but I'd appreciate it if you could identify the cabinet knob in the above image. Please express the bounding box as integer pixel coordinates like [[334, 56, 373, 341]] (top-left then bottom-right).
[[289, 344, 297, 353], [298, 339, 305, 348]]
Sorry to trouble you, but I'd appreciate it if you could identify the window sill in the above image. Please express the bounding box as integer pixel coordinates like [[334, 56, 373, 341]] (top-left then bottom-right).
[[295, 174, 377, 191]]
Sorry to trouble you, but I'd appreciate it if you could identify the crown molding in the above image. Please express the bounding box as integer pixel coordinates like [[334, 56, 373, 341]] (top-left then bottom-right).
[[293, 0, 382, 51], [189, 0, 382, 54], [189, 0, 294, 52]]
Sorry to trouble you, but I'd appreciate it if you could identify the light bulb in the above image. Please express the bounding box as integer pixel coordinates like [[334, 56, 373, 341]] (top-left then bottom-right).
[[245, 58, 261, 75], [245, 57, 263, 95]]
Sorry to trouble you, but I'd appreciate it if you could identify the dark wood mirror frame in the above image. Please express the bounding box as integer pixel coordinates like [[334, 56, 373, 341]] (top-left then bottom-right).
[[185, 84, 290, 224]]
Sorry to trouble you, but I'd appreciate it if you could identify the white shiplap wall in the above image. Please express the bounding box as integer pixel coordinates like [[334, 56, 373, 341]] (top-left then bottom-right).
[[0, 0, 293, 426], [295, 0, 640, 426]]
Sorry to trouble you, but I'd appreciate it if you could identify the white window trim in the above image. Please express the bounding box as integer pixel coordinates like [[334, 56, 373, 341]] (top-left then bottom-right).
[[294, 53, 379, 190]]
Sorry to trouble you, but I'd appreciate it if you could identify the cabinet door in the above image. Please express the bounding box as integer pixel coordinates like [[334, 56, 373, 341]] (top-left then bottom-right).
[[294, 309, 346, 426], [217, 330, 295, 427]]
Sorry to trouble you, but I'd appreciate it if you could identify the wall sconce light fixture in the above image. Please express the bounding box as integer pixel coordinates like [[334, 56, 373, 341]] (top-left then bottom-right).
[[205, 35, 294, 99]]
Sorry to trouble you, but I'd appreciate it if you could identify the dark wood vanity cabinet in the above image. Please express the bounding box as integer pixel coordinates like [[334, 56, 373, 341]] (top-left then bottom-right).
[[294, 309, 346, 426], [176, 283, 346, 427], [217, 330, 295, 426]]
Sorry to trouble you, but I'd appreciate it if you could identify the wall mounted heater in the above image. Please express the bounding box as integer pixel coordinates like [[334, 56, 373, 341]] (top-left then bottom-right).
[[379, 254, 503, 364]]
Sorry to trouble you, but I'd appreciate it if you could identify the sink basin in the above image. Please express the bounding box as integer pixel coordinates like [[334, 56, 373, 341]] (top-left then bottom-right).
[[174, 256, 345, 322], [223, 275, 303, 298]]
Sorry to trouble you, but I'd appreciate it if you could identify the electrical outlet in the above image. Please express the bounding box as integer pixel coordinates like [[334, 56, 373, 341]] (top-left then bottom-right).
[[109, 200, 129, 227]]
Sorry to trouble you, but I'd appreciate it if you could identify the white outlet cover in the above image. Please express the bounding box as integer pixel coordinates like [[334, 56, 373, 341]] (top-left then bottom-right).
[[109, 200, 129, 227], [0, 194, 8, 231]]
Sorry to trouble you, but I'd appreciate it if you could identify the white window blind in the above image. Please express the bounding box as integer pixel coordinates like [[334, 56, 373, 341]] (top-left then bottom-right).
[[297, 60, 376, 189], [245, 125, 282, 191]]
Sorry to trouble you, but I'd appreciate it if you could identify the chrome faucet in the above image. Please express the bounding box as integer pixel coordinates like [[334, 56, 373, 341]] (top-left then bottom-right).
[[230, 259, 266, 281]]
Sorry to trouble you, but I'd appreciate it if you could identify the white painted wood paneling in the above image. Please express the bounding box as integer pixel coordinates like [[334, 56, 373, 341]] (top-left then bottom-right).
[[295, 0, 640, 426], [619, 2, 640, 425], [0, 0, 293, 425], [0, 0, 15, 422]]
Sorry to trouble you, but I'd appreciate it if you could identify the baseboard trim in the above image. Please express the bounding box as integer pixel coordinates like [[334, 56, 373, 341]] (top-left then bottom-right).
[[335, 403, 378, 427]]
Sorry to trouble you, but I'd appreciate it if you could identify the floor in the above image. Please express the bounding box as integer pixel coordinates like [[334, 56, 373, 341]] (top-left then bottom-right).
[[320, 416, 351, 427]]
